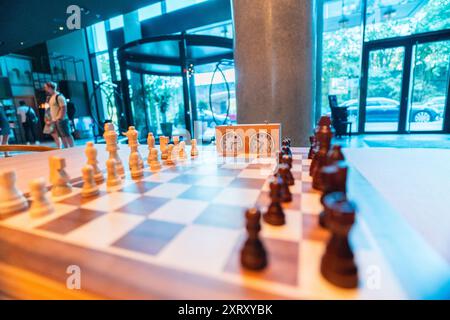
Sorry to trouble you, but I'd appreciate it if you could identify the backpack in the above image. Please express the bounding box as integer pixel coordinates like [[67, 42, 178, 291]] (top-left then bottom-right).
[[26, 106, 38, 124]]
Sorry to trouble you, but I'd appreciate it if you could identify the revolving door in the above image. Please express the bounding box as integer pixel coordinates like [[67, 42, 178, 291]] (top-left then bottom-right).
[[117, 34, 235, 142]]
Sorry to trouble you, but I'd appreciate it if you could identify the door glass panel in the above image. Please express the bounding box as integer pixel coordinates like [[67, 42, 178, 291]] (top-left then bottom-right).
[[407, 40, 450, 132], [365, 47, 405, 132]]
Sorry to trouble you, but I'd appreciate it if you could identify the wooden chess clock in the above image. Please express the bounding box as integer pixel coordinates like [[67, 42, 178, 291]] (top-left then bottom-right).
[[215, 123, 281, 156]]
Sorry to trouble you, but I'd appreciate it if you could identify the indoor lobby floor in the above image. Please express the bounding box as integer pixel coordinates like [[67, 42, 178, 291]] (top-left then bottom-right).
[[337, 134, 450, 149]]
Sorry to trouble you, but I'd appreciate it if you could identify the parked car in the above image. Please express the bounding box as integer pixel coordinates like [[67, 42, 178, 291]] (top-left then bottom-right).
[[340, 97, 442, 123], [422, 96, 446, 117]]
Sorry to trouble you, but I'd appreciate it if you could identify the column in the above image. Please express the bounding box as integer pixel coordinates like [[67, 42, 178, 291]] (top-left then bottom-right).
[[232, 0, 316, 146]]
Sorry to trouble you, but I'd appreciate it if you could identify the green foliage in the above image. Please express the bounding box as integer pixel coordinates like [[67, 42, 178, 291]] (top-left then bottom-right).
[[321, 0, 450, 113]]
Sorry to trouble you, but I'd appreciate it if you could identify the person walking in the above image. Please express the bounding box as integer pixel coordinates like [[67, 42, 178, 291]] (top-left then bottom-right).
[[17, 100, 39, 145], [0, 102, 11, 157], [44, 81, 74, 148], [43, 97, 61, 149]]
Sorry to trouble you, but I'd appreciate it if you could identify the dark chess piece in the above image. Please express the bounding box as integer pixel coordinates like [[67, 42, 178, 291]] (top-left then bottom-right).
[[312, 122, 333, 191], [278, 165, 292, 203], [263, 175, 286, 226], [281, 138, 292, 157], [282, 155, 295, 186], [310, 115, 332, 176], [319, 162, 348, 228], [327, 145, 345, 165], [320, 192, 358, 289], [308, 135, 316, 160], [241, 208, 268, 270]]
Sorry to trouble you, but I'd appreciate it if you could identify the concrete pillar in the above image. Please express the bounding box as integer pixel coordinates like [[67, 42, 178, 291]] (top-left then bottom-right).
[[232, 0, 316, 146]]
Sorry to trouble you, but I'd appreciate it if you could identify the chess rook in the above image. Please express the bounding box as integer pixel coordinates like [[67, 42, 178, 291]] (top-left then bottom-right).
[[321, 192, 358, 289]]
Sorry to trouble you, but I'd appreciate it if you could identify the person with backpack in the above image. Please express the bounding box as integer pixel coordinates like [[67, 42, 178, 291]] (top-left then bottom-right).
[[44, 81, 74, 148], [17, 100, 39, 145]]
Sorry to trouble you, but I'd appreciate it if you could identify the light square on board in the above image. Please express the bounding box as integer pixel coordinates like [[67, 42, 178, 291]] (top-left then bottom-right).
[[300, 193, 323, 215], [237, 168, 273, 179], [150, 198, 208, 224], [115, 195, 170, 216], [195, 176, 235, 188], [212, 187, 260, 207], [144, 183, 191, 199], [143, 172, 179, 183], [157, 224, 242, 274], [178, 185, 224, 201], [80, 192, 141, 212], [194, 203, 246, 230], [64, 212, 145, 248]]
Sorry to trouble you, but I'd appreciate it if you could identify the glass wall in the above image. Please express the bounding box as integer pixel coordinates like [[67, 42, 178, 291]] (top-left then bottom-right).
[[319, 0, 450, 133]]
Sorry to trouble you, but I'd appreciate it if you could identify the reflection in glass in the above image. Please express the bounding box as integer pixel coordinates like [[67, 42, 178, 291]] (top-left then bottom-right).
[[364, 47, 405, 132], [407, 40, 450, 131]]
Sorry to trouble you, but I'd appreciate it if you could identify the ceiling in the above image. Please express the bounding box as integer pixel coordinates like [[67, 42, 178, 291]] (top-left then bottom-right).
[[0, 0, 161, 56]]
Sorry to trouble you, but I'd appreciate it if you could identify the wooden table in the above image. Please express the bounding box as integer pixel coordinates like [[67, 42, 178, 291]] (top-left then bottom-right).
[[0, 145, 449, 299]]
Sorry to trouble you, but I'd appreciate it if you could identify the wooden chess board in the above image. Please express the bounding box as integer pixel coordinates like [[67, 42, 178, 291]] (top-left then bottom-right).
[[0, 146, 448, 299]]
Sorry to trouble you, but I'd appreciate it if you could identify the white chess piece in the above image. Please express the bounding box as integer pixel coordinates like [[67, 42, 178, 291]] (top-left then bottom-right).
[[0, 170, 29, 216], [81, 165, 100, 198], [106, 158, 122, 192], [165, 144, 176, 165], [85, 142, 104, 184], [147, 133, 155, 165], [50, 157, 72, 197], [147, 133, 155, 149], [160, 136, 168, 160], [29, 178, 54, 218], [130, 152, 144, 179], [104, 123, 125, 177], [179, 141, 186, 160], [191, 139, 199, 157], [149, 148, 161, 171]]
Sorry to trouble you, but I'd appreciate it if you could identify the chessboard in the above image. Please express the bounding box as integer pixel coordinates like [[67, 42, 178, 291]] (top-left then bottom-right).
[[0, 145, 409, 299]]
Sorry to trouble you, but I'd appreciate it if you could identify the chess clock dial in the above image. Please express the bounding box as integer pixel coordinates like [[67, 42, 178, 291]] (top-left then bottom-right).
[[249, 132, 274, 154], [220, 131, 244, 154]]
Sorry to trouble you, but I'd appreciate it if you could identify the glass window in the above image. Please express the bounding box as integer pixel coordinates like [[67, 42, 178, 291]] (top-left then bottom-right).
[[321, 0, 363, 132], [138, 3, 163, 21], [109, 15, 124, 30], [91, 22, 108, 52], [365, 0, 450, 42], [166, 0, 208, 13]]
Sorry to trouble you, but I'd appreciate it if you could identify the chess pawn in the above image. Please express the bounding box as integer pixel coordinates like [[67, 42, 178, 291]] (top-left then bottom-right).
[[81, 165, 100, 198], [106, 158, 122, 192], [241, 208, 268, 270], [277, 166, 292, 203], [149, 148, 161, 171], [327, 145, 345, 165], [130, 152, 144, 179], [263, 175, 286, 226], [51, 157, 72, 197], [179, 141, 186, 160], [308, 135, 316, 160], [319, 163, 348, 228], [85, 142, 104, 184], [282, 155, 295, 186], [173, 136, 180, 146], [320, 193, 358, 288], [147, 132, 155, 149], [29, 178, 53, 218], [165, 144, 175, 165], [160, 136, 168, 160], [191, 139, 199, 157], [0, 171, 29, 216]]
